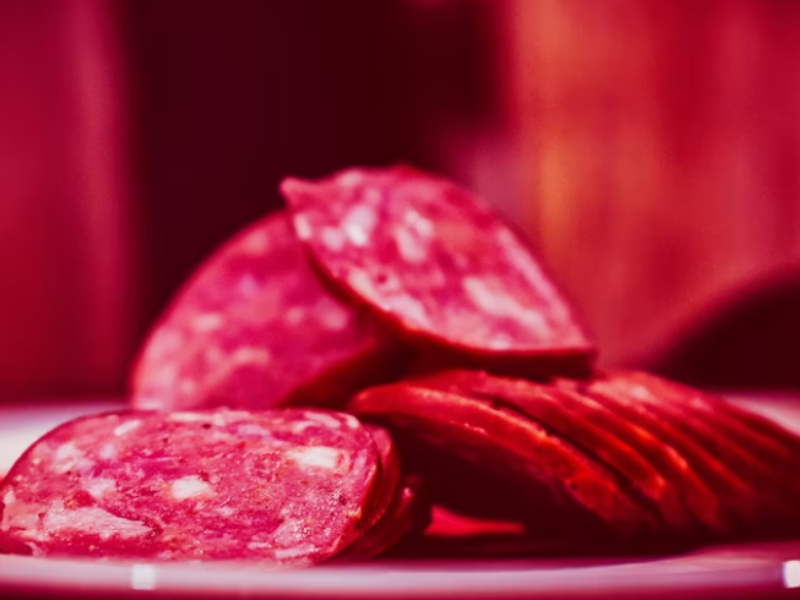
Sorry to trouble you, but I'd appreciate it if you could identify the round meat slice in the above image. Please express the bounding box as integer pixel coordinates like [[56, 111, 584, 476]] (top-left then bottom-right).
[[348, 382, 661, 543], [334, 476, 430, 562], [616, 371, 800, 481], [281, 166, 594, 377], [0, 409, 382, 566], [549, 382, 733, 539], [357, 425, 402, 536], [579, 375, 797, 538], [131, 212, 402, 411], [592, 372, 800, 530], [414, 370, 694, 538]]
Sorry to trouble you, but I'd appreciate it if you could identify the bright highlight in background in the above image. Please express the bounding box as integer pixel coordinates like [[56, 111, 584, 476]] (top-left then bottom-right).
[[783, 560, 800, 588]]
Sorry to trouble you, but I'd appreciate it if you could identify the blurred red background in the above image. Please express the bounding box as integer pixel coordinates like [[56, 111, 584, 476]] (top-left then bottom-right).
[[2, 0, 800, 401]]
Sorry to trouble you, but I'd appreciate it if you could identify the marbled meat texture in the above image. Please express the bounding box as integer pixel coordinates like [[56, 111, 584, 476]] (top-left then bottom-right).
[[132, 212, 398, 411], [281, 166, 594, 369], [348, 382, 660, 541], [0, 409, 384, 565]]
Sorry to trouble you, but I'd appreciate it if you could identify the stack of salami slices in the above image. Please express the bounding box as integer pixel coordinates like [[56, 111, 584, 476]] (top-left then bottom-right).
[[2, 166, 800, 567]]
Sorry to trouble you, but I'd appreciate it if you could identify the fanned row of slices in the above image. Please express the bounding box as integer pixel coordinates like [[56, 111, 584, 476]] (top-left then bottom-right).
[[2, 166, 799, 566]]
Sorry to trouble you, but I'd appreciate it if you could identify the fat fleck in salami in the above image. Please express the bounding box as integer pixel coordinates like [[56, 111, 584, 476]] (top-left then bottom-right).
[[281, 166, 594, 378], [0, 409, 386, 565], [348, 381, 661, 543], [132, 212, 402, 411]]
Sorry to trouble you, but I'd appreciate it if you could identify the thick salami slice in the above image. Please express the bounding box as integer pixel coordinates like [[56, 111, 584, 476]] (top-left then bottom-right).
[[0, 409, 383, 565], [132, 212, 402, 411], [413, 370, 694, 538], [281, 166, 594, 378], [348, 382, 661, 542], [573, 373, 800, 538]]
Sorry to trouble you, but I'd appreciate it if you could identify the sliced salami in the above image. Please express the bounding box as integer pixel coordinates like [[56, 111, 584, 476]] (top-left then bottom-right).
[[414, 370, 694, 538], [588, 372, 800, 534], [0, 409, 383, 565], [348, 382, 661, 542], [550, 384, 733, 539], [281, 166, 594, 377], [356, 425, 402, 536], [334, 476, 429, 562], [617, 371, 800, 476], [576, 373, 800, 538], [131, 212, 402, 411]]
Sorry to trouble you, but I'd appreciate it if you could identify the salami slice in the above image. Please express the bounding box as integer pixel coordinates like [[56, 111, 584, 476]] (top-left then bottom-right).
[[356, 425, 402, 537], [0, 409, 383, 565], [549, 384, 733, 539], [616, 371, 800, 476], [334, 476, 429, 562], [281, 166, 594, 378], [413, 370, 694, 538], [574, 374, 800, 538], [131, 212, 402, 411], [588, 372, 800, 535], [348, 382, 661, 542]]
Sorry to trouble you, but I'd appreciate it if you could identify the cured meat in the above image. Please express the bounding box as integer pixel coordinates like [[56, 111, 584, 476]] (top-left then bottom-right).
[[334, 476, 430, 561], [550, 385, 733, 538], [585, 372, 800, 535], [614, 371, 800, 476], [348, 382, 661, 542], [413, 370, 694, 538], [0, 408, 385, 565], [131, 212, 402, 411], [281, 166, 594, 378], [567, 373, 800, 538], [356, 426, 402, 536]]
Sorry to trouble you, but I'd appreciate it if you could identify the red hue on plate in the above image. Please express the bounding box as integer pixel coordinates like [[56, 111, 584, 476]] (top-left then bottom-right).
[[1, 394, 800, 599]]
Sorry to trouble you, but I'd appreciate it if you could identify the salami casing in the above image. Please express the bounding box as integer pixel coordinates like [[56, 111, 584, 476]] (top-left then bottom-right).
[[132, 212, 402, 411]]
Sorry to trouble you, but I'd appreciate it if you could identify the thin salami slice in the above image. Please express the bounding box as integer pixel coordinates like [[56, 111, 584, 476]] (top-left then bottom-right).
[[414, 370, 694, 538], [575, 374, 799, 538], [0, 409, 382, 566], [281, 166, 594, 377], [334, 476, 429, 562], [550, 384, 733, 539], [348, 382, 661, 542], [590, 372, 800, 532], [357, 425, 402, 536], [617, 371, 800, 478], [131, 212, 402, 411]]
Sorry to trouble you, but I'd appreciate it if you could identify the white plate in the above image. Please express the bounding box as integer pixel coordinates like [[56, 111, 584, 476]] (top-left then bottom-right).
[[1, 395, 800, 599]]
